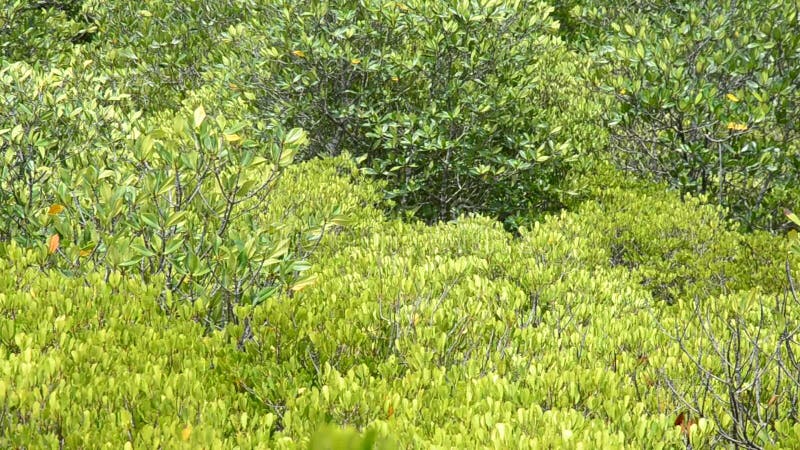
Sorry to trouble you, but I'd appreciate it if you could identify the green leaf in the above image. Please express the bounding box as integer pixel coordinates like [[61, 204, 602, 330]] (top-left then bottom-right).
[[157, 178, 174, 196], [291, 261, 312, 272], [164, 238, 183, 255], [283, 127, 308, 147], [119, 257, 142, 267], [624, 23, 635, 36], [140, 213, 160, 230], [166, 211, 187, 228], [173, 115, 187, 136], [130, 243, 156, 258]]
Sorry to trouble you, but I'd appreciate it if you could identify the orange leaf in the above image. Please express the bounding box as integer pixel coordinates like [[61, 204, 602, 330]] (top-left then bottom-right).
[[48, 234, 60, 254], [47, 204, 65, 215], [674, 412, 696, 436], [387, 404, 395, 419], [684, 419, 697, 435]]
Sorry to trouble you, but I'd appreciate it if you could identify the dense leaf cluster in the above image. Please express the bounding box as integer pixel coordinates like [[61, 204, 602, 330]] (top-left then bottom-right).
[[3, 165, 799, 447], [244, 0, 605, 228], [2, 0, 800, 448], [558, 0, 800, 230]]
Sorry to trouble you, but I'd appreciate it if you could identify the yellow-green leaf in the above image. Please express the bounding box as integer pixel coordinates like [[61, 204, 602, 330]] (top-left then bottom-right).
[[784, 209, 800, 226], [291, 273, 318, 292], [181, 424, 192, 441], [193, 106, 206, 128]]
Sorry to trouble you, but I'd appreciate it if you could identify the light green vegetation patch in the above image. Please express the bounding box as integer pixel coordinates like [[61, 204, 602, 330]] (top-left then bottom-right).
[[2, 0, 800, 448], [3, 157, 799, 448]]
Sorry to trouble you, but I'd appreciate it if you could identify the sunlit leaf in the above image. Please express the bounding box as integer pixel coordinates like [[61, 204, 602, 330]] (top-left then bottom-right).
[[290, 273, 318, 292], [784, 208, 800, 226], [726, 122, 748, 131], [284, 128, 308, 147], [193, 105, 206, 128]]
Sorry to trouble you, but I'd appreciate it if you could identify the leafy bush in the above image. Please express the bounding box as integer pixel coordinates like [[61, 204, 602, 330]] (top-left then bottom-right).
[[654, 291, 800, 449], [554, 171, 789, 303], [0, 158, 385, 449], [1, 0, 266, 111], [4, 1, 800, 448], [3, 0, 608, 229], [242, 0, 605, 228], [0, 244, 277, 448], [584, 0, 800, 229], [0, 58, 137, 246], [0, 52, 385, 327], [310, 426, 396, 450], [0, 0, 97, 64], [81, 0, 262, 111], [3, 154, 799, 448], [217, 166, 798, 448], [551, 0, 674, 44]]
